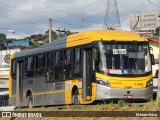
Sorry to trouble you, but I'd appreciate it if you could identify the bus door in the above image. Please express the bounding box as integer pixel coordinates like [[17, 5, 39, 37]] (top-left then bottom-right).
[[16, 60, 23, 106], [83, 48, 93, 101]]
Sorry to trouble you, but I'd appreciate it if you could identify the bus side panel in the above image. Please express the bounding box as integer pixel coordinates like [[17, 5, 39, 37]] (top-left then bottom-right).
[[24, 78, 66, 106], [9, 78, 16, 106], [64, 81, 72, 104], [65, 79, 85, 104], [65, 80, 97, 105], [9, 97, 16, 106], [10, 76, 66, 107], [33, 92, 65, 106], [33, 81, 65, 106], [12, 79, 16, 97], [9, 91, 66, 107], [22, 77, 45, 106]]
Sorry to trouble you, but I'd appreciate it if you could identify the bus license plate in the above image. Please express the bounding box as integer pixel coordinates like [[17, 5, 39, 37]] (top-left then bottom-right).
[[123, 95, 133, 98]]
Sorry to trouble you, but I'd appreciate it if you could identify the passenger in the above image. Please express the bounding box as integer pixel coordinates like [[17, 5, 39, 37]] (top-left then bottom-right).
[[63, 52, 67, 80]]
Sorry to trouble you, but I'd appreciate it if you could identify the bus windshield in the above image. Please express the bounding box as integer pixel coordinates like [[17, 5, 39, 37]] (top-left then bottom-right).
[[99, 41, 151, 75]]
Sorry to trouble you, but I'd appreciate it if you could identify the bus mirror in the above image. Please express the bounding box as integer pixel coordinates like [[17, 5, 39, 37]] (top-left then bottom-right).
[[150, 54, 155, 65], [92, 48, 98, 61]]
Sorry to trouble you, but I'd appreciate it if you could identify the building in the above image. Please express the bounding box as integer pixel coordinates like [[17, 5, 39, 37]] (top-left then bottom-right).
[[5, 39, 31, 48], [148, 37, 159, 59], [0, 48, 21, 92], [129, 12, 159, 34], [0, 39, 29, 92]]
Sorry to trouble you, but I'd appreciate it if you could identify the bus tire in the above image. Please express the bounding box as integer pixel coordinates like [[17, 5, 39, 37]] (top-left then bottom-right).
[[72, 89, 80, 105], [27, 95, 33, 108]]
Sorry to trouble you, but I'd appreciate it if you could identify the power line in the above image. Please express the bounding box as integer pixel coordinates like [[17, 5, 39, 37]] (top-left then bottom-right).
[[0, 1, 82, 28], [0, 8, 60, 14], [0, 1, 47, 19], [0, 27, 43, 30], [0, 0, 109, 32], [0, 0, 106, 31], [0, 0, 100, 16], [51, 0, 105, 23], [36, 0, 81, 19], [147, 0, 160, 8], [8, 30, 44, 47], [0, 0, 100, 13], [0, 14, 47, 27], [36, 0, 104, 25], [58, 0, 100, 12], [12, 32, 41, 47], [0, 14, 49, 28]]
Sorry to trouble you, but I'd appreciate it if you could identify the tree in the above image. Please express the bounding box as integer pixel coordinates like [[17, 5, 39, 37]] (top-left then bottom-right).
[[0, 33, 7, 50], [30, 34, 45, 41], [154, 27, 159, 36], [6, 38, 13, 43], [45, 30, 64, 40], [0, 33, 6, 42], [28, 44, 39, 49]]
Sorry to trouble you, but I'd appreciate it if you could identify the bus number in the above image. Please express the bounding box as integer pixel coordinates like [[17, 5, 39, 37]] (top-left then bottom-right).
[[135, 83, 143, 86]]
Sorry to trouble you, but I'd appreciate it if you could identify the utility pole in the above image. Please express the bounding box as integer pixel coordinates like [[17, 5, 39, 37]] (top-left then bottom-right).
[[49, 18, 52, 43], [103, 0, 121, 30], [157, 15, 160, 101]]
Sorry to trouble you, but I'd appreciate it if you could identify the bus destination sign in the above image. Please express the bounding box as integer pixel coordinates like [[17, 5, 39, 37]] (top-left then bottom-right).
[[113, 49, 127, 54]]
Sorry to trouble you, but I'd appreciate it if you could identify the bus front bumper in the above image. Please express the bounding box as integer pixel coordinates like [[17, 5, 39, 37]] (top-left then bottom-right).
[[96, 84, 153, 100]]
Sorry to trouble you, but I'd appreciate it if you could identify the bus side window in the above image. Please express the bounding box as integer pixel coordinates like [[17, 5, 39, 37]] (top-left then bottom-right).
[[63, 50, 71, 80], [35, 54, 45, 76], [0, 94, 9, 106], [25, 57, 34, 78], [73, 48, 81, 78], [4, 94, 9, 106], [55, 51, 62, 80], [11, 59, 16, 78], [46, 53, 54, 82], [0, 95, 2, 106]]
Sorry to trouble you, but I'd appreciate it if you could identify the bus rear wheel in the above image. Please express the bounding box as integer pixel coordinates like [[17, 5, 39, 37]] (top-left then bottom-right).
[[73, 89, 80, 105], [27, 95, 33, 108]]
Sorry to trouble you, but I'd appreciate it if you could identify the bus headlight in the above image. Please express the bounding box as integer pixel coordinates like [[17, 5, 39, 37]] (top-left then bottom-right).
[[96, 78, 110, 87], [146, 79, 153, 87]]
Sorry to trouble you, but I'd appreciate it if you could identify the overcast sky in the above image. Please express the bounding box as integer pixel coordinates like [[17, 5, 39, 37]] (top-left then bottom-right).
[[0, 0, 159, 39]]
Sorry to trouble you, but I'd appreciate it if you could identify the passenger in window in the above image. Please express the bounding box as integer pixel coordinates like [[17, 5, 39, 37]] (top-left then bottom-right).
[[63, 52, 67, 80], [47, 69, 52, 81], [64, 52, 67, 65], [74, 64, 81, 77], [63, 69, 66, 80]]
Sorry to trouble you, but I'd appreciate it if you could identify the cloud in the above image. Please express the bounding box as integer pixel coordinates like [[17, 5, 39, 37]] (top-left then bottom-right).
[[0, 0, 158, 38], [6, 33, 30, 39]]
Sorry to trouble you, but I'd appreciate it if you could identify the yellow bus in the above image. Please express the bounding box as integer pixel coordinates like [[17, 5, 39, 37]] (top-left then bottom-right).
[[9, 30, 154, 108]]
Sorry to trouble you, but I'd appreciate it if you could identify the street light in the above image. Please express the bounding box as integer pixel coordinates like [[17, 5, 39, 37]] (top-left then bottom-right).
[[8, 30, 40, 47]]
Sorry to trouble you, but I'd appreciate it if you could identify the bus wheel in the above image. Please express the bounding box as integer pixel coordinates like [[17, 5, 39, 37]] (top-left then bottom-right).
[[27, 95, 33, 108], [73, 89, 79, 105]]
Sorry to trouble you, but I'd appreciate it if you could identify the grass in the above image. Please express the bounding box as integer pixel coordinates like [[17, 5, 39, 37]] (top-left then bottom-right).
[[14, 100, 160, 111], [4, 100, 160, 120]]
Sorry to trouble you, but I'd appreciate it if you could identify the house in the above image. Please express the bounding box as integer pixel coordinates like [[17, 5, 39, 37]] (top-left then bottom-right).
[[148, 37, 159, 59]]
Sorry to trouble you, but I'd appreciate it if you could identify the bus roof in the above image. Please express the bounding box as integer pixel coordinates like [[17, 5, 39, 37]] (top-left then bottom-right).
[[13, 30, 147, 58], [66, 30, 147, 47]]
